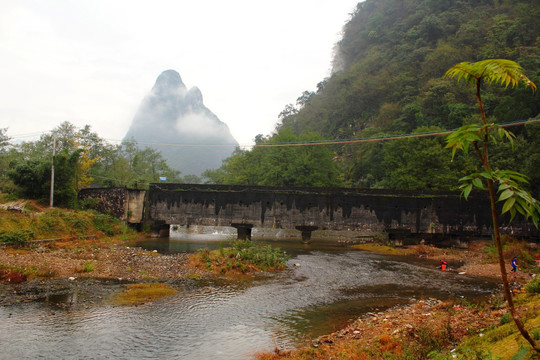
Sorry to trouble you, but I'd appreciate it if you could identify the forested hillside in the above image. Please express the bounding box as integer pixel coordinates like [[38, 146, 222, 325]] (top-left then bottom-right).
[[205, 0, 540, 196]]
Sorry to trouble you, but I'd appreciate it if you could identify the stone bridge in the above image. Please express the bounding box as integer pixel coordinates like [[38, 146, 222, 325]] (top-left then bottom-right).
[[80, 184, 539, 243]]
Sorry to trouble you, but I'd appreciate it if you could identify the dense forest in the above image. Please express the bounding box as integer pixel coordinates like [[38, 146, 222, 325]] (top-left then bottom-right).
[[1, 0, 539, 207], [205, 0, 540, 196]]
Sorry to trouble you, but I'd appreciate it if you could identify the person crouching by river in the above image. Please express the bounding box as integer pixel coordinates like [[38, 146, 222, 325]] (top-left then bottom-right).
[[440, 260, 448, 271]]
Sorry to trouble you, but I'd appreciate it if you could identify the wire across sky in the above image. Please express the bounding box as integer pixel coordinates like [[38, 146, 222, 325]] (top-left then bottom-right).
[[7, 117, 540, 149]]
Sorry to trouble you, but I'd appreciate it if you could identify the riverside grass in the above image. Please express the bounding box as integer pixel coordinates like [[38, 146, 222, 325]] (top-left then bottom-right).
[[0, 203, 131, 244], [191, 240, 290, 275], [111, 283, 178, 306]]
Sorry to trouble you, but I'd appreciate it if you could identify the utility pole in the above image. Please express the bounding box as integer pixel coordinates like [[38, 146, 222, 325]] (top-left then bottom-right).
[[50, 133, 56, 208]]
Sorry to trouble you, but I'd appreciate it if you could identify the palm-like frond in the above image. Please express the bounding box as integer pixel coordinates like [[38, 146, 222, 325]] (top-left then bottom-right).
[[444, 59, 537, 91], [444, 61, 479, 86]]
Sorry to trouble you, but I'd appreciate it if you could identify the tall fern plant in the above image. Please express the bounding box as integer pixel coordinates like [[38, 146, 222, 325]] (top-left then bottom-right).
[[444, 59, 539, 352]]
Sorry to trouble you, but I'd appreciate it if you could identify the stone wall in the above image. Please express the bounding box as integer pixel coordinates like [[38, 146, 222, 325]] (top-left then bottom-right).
[[79, 188, 127, 220], [78, 185, 540, 239], [147, 184, 539, 238], [79, 188, 147, 224]]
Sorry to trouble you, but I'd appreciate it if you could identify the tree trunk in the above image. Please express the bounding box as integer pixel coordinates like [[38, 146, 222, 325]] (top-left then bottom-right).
[[476, 78, 538, 352], [487, 179, 539, 351]]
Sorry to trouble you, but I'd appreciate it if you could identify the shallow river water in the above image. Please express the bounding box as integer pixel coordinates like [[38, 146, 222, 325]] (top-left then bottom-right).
[[0, 238, 499, 360]]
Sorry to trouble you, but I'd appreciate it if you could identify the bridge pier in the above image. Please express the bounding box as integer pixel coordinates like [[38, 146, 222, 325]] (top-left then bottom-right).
[[295, 226, 319, 244], [150, 221, 171, 238], [231, 223, 253, 241]]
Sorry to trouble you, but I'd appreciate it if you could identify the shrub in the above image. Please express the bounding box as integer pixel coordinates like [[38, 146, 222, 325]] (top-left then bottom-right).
[[0, 192, 18, 203], [500, 313, 511, 325], [192, 240, 290, 274], [78, 197, 100, 210], [525, 277, 540, 294], [61, 211, 90, 234], [82, 261, 94, 272], [0, 229, 34, 244], [90, 212, 127, 236], [37, 211, 64, 233]]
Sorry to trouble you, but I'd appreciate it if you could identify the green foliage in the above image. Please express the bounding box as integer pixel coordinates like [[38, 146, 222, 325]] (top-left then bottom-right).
[[458, 169, 540, 226], [444, 59, 539, 227], [194, 240, 290, 274], [526, 277, 540, 294], [500, 313, 511, 325], [0, 206, 132, 243], [37, 211, 65, 233], [204, 128, 342, 187], [445, 58, 539, 350], [78, 197, 100, 210], [62, 211, 90, 232], [7, 146, 83, 208], [82, 261, 94, 273], [53, 148, 83, 207], [269, 0, 540, 190], [91, 212, 122, 236], [2, 122, 182, 201], [7, 159, 50, 199], [91, 139, 182, 189], [445, 123, 516, 160], [0, 229, 34, 244], [376, 126, 470, 190], [445, 59, 537, 91]]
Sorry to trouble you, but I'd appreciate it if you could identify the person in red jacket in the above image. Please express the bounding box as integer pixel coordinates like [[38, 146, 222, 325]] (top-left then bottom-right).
[[440, 260, 448, 271]]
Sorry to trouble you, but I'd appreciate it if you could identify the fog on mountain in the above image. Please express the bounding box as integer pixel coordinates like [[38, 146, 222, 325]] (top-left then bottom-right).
[[124, 70, 238, 176]]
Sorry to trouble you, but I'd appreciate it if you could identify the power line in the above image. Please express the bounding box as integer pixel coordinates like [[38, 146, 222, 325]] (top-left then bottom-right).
[[253, 117, 540, 147], [102, 117, 540, 148], [7, 117, 540, 148]]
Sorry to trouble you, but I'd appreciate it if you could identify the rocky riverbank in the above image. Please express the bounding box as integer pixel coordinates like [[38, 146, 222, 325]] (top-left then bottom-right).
[[1, 237, 536, 307], [255, 296, 516, 359], [0, 236, 207, 306], [255, 241, 540, 359]]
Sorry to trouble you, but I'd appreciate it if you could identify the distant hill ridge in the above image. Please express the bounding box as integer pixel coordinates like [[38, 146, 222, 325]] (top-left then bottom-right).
[[276, 0, 540, 192], [124, 70, 238, 176]]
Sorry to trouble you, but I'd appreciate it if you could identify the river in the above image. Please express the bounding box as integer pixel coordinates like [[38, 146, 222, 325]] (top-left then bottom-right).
[[0, 238, 499, 359]]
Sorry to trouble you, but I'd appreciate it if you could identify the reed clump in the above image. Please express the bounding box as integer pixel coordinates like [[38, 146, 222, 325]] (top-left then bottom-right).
[[111, 283, 178, 306], [191, 240, 290, 276]]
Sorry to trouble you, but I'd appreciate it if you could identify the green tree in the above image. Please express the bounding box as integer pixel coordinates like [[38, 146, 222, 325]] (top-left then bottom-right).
[[93, 139, 181, 188], [7, 159, 50, 199], [278, 0, 540, 190], [203, 129, 342, 187], [52, 149, 83, 207], [0, 128, 12, 186], [378, 126, 474, 190], [445, 59, 539, 352], [7, 149, 83, 207], [0, 128, 9, 151]]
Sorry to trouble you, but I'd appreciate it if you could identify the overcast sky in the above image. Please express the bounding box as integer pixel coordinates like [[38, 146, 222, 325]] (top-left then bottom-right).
[[1, 0, 359, 146]]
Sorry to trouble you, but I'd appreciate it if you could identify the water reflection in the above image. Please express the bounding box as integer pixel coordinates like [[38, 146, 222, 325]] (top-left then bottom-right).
[[0, 237, 499, 360]]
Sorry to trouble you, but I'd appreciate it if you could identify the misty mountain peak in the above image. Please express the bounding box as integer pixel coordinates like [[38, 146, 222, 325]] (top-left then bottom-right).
[[152, 69, 186, 95], [186, 86, 203, 107], [124, 70, 238, 176]]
